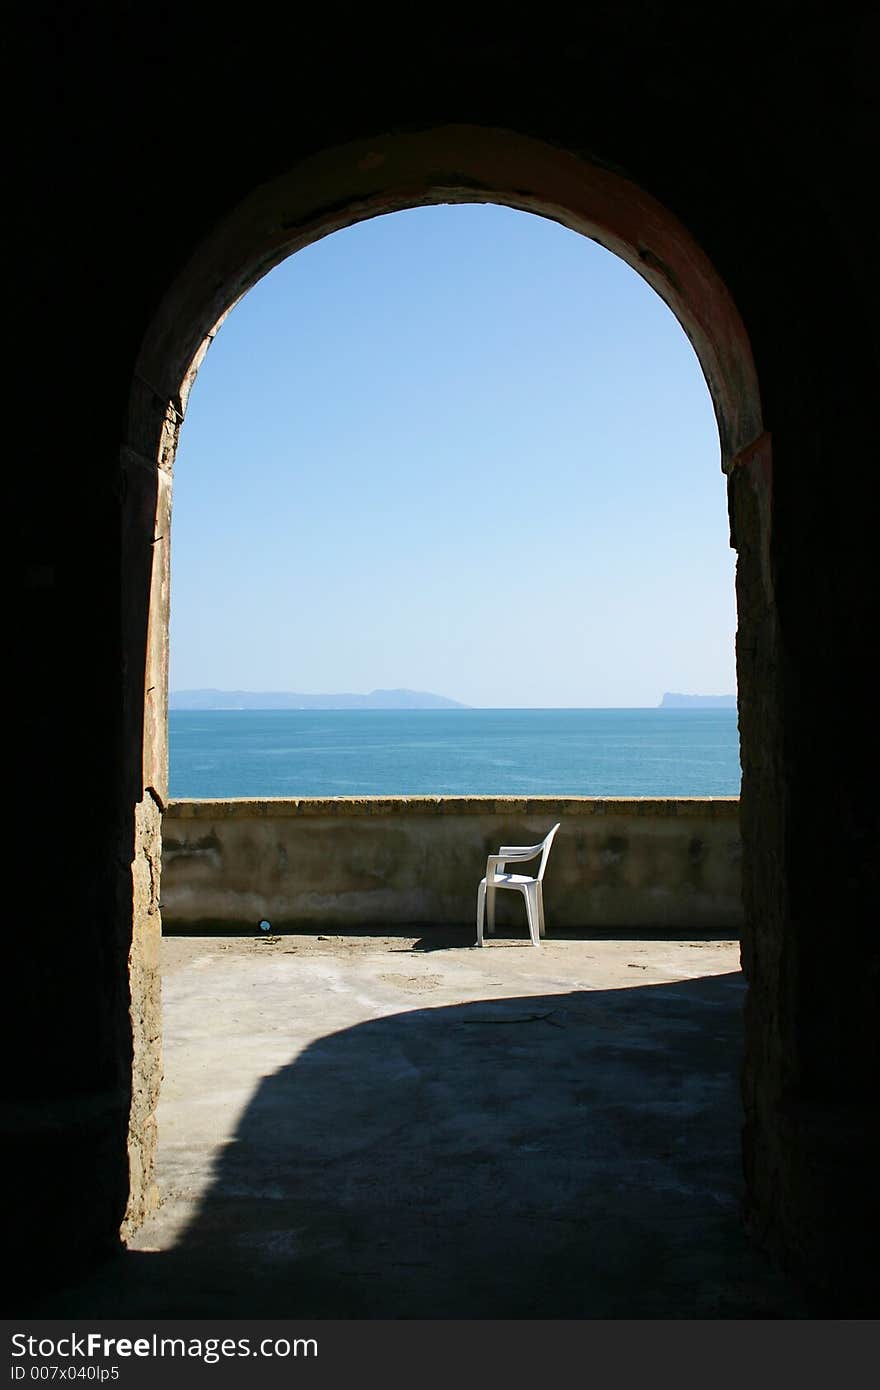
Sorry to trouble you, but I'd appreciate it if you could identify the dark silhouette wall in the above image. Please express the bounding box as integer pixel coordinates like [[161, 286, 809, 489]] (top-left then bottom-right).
[[9, 4, 878, 1312]]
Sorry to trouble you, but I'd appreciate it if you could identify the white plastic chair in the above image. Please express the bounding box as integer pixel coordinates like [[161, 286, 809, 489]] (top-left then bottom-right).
[[476, 823, 561, 947]]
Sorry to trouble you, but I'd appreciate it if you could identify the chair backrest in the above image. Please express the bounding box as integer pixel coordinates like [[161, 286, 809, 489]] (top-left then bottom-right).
[[536, 823, 561, 880]]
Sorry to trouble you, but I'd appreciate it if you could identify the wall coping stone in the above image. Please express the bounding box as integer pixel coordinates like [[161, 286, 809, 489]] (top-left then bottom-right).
[[166, 796, 741, 820]]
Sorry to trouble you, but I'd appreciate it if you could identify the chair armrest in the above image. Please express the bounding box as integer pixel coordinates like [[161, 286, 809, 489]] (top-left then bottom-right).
[[488, 846, 541, 873], [497, 843, 543, 860]]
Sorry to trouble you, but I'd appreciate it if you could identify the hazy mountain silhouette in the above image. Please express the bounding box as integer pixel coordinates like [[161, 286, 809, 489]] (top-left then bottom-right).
[[169, 688, 468, 710]]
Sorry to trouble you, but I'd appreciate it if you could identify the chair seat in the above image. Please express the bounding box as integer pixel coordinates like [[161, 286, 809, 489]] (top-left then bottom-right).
[[483, 872, 536, 888]]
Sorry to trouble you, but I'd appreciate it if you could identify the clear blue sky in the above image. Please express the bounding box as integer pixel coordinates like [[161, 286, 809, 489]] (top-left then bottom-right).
[[170, 204, 736, 707]]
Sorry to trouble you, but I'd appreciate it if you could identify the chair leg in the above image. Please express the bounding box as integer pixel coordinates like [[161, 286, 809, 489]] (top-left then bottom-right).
[[486, 884, 496, 935], [476, 880, 486, 946], [536, 881, 546, 938], [524, 884, 540, 947]]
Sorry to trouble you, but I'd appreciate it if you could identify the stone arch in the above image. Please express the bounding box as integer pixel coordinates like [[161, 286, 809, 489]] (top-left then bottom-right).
[[134, 124, 763, 463], [120, 124, 770, 1237]]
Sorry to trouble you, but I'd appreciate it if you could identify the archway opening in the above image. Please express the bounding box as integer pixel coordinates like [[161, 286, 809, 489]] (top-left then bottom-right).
[[119, 128, 773, 1308]]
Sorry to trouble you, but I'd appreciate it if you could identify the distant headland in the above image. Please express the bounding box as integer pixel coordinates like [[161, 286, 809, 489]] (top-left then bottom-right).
[[659, 692, 737, 708], [169, 688, 469, 710]]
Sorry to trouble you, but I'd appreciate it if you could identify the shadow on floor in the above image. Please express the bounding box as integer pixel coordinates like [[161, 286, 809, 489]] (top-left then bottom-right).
[[28, 972, 805, 1318]]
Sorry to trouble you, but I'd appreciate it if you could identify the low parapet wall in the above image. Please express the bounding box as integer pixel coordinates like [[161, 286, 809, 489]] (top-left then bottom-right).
[[161, 797, 743, 933]]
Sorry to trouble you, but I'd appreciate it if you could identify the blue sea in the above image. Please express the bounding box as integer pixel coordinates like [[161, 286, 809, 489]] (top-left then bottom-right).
[[168, 708, 741, 799]]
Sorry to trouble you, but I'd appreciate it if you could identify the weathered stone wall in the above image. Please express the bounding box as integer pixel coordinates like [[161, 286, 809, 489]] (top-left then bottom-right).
[[121, 794, 162, 1238], [161, 798, 743, 933]]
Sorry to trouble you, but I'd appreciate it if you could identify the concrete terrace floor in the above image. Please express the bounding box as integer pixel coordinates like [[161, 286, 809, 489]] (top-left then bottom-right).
[[38, 927, 807, 1319]]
